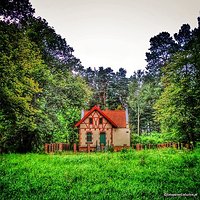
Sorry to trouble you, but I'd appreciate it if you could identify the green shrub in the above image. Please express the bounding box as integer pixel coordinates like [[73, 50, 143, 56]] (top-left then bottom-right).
[[120, 148, 128, 153], [107, 145, 114, 152], [131, 131, 181, 145]]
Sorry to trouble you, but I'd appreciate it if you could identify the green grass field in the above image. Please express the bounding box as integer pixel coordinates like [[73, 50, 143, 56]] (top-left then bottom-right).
[[1, 148, 200, 200]]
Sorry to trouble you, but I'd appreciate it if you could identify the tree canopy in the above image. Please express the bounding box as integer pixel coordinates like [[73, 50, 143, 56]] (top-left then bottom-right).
[[0, 1, 91, 153]]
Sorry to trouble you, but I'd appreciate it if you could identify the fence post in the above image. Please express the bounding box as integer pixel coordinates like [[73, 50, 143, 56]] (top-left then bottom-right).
[[166, 143, 169, 147], [87, 143, 90, 153], [177, 142, 180, 149], [180, 143, 183, 149], [49, 144, 51, 153], [44, 144, 48, 153], [73, 143, 77, 153], [59, 143, 62, 151], [173, 143, 177, 149], [56, 143, 58, 151]]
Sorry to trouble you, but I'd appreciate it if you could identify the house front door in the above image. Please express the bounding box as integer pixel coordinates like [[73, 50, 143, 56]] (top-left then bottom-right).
[[100, 132, 106, 146]]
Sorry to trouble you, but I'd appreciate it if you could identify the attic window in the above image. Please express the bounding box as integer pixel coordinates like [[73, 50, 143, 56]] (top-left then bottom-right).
[[99, 118, 103, 124], [89, 118, 93, 124]]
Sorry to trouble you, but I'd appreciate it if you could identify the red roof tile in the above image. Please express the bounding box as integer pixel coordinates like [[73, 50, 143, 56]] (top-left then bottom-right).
[[102, 110, 126, 128]]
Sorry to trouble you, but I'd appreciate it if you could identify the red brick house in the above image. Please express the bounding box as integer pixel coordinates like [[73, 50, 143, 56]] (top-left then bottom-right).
[[75, 105, 130, 151]]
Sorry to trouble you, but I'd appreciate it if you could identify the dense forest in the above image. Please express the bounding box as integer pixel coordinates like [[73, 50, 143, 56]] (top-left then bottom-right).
[[0, 0, 200, 152]]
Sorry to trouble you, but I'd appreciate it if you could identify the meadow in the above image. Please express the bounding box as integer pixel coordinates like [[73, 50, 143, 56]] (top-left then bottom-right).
[[0, 148, 200, 200]]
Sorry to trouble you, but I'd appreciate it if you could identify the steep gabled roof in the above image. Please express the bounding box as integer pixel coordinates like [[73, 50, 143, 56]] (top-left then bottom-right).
[[75, 105, 118, 127], [75, 105, 127, 128]]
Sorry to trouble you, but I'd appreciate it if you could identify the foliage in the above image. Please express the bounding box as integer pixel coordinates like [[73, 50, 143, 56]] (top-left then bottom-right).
[[0, 21, 50, 152], [1, 149, 200, 199], [54, 107, 81, 144], [128, 70, 161, 134], [23, 16, 81, 72], [84, 67, 128, 109], [145, 32, 178, 81], [127, 17, 200, 145], [0, 2, 92, 153], [0, 0, 35, 23], [154, 21, 200, 145], [131, 132, 178, 145]]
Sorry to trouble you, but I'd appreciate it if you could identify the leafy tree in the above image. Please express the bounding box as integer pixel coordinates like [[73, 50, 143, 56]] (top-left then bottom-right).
[[174, 24, 192, 50], [0, 1, 92, 152], [0, 0, 34, 23], [128, 70, 161, 135], [115, 68, 129, 108], [154, 49, 200, 145], [23, 17, 81, 73], [128, 70, 145, 134], [0, 21, 50, 152], [85, 67, 112, 108], [85, 67, 129, 109], [154, 17, 200, 145], [56, 107, 81, 145], [145, 32, 177, 81]]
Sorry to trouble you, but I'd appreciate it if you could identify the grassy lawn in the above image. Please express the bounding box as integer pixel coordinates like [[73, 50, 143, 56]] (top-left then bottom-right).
[[0, 148, 200, 200]]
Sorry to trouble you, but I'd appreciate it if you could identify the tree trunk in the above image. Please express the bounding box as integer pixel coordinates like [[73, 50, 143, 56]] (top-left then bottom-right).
[[137, 103, 140, 135]]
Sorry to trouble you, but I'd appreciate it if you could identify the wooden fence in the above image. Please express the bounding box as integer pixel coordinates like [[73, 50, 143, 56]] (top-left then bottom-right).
[[44, 143, 71, 153], [131, 142, 193, 150], [44, 142, 193, 153]]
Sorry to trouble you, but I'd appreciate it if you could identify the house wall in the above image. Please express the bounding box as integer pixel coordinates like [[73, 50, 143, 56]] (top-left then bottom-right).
[[113, 128, 130, 146], [78, 110, 130, 151], [79, 129, 112, 147], [79, 111, 112, 150]]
